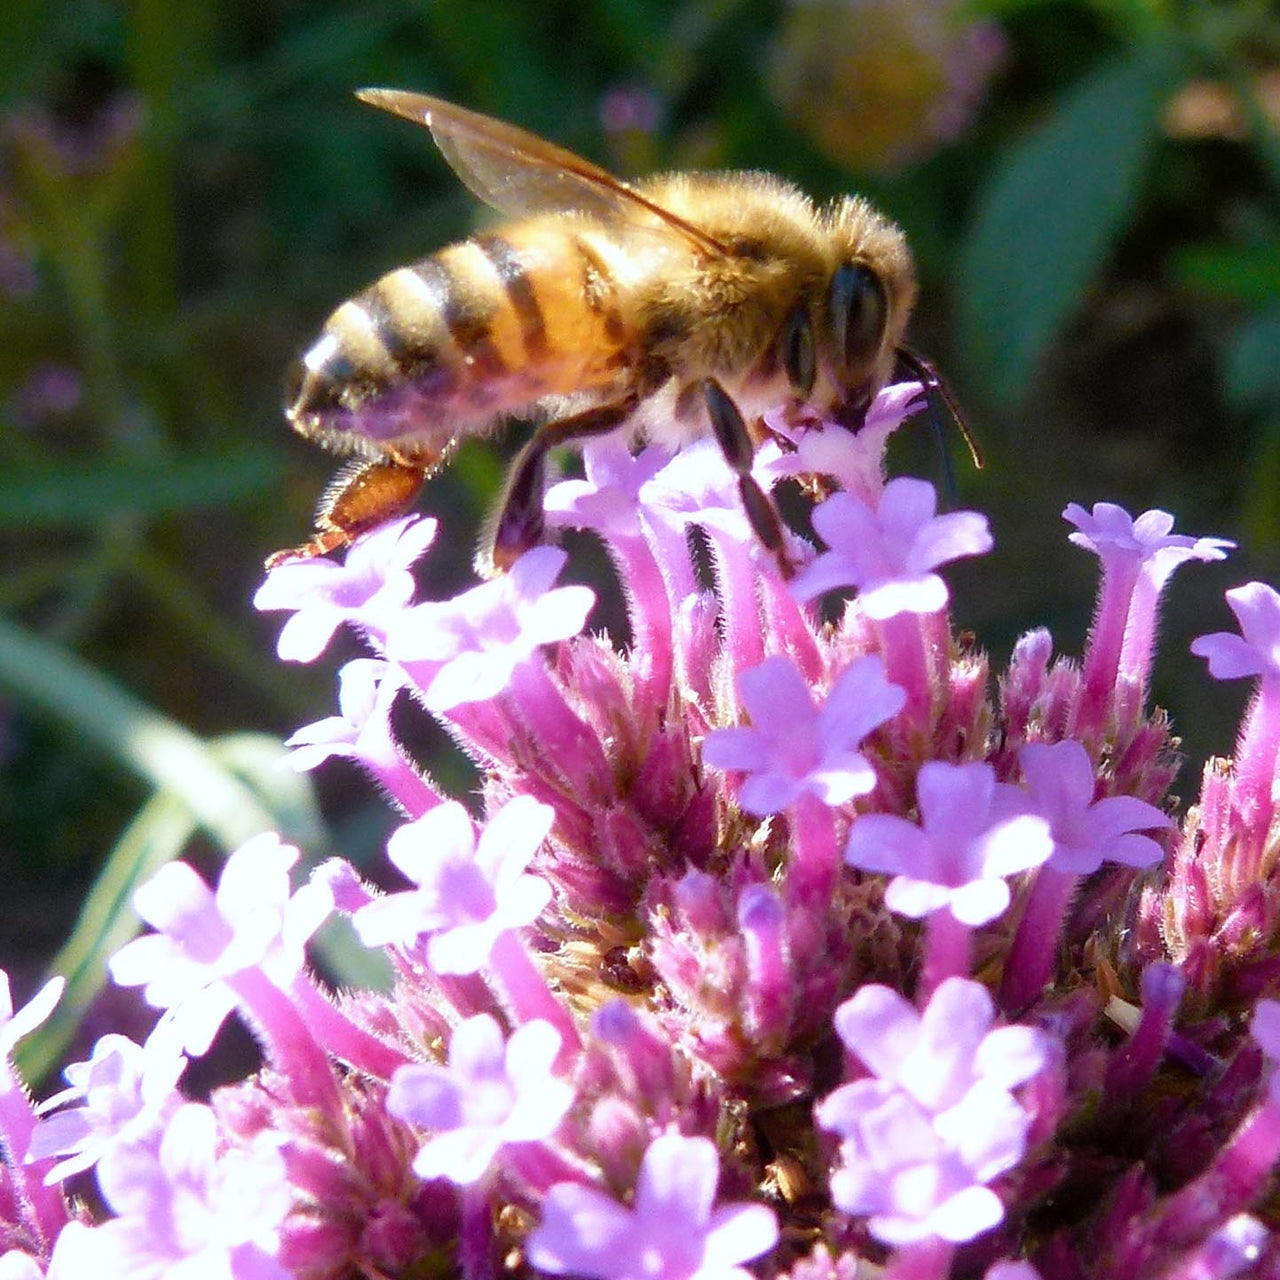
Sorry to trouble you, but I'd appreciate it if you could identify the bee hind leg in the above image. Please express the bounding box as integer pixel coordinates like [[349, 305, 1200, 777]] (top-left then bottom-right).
[[479, 395, 638, 577], [265, 456, 429, 569], [698, 378, 793, 579]]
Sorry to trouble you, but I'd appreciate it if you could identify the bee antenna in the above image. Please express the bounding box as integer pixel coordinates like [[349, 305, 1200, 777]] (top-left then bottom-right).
[[894, 348, 985, 501]]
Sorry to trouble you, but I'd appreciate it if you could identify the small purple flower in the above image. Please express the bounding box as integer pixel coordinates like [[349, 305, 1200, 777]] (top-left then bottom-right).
[[792, 477, 992, 616], [284, 657, 444, 814], [108, 833, 333, 1054], [639, 438, 754, 542], [526, 1133, 779, 1280], [844, 763, 1052, 925], [29, 1032, 187, 1183], [817, 979, 1047, 1245], [387, 546, 595, 710], [253, 515, 438, 662], [285, 657, 400, 769], [1191, 582, 1280, 682], [702, 655, 904, 815], [1063, 504, 1233, 583], [92, 1103, 290, 1280], [1191, 581, 1280, 837], [1018, 740, 1169, 875], [764, 382, 925, 504], [1066, 503, 1234, 722], [545, 437, 673, 542], [387, 1014, 573, 1185], [352, 797, 554, 974]]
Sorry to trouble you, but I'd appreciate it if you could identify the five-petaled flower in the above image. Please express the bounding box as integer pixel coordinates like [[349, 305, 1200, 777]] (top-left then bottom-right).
[[843, 761, 1053, 924], [353, 796, 553, 973], [387, 546, 595, 709], [702, 654, 905, 815], [387, 1014, 574, 1185], [527, 1133, 779, 1280], [253, 515, 438, 661], [792, 476, 992, 615]]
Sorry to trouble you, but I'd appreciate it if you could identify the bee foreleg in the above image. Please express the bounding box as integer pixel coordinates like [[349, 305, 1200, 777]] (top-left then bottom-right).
[[479, 394, 639, 577], [265, 457, 428, 569], [698, 378, 793, 579]]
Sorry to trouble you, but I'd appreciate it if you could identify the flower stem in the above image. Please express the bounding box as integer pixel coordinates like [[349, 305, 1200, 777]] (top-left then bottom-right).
[[0, 1073, 68, 1248], [1000, 867, 1076, 1013], [228, 967, 342, 1112], [921, 909, 972, 1001], [487, 930, 581, 1066]]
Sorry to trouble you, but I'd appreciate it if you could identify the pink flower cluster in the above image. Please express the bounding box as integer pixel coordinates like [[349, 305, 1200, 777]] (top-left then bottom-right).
[[4, 385, 1280, 1280]]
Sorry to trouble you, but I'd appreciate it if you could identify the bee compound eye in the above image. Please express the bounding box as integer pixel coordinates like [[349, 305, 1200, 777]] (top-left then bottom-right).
[[831, 261, 887, 372], [783, 306, 816, 397]]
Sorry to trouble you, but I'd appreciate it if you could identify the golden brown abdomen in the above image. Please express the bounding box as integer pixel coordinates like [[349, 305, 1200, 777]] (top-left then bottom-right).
[[286, 223, 633, 463]]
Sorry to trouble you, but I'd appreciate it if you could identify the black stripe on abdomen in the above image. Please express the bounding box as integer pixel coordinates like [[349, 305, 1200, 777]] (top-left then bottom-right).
[[474, 233, 549, 360]]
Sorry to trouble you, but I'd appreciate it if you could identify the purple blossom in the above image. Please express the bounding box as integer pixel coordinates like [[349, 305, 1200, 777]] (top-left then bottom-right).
[[638, 438, 756, 542], [352, 797, 553, 973], [253, 515, 438, 661], [844, 763, 1053, 925], [91, 1103, 290, 1280], [1017, 740, 1168, 875], [387, 546, 595, 710], [792, 478, 992, 616], [526, 1133, 779, 1280], [1191, 582, 1280, 681], [1065, 503, 1233, 721], [284, 658, 400, 771], [816, 979, 1047, 1245], [0, 972, 68, 1257], [1063, 504, 1233, 584], [108, 833, 333, 1054], [1191, 582, 1280, 838], [29, 1032, 187, 1183], [763, 381, 925, 504], [702, 655, 904, 814], [545, 437, 673, 541], [284, 658, 443, 814], [387, 1014, 573, 1185]]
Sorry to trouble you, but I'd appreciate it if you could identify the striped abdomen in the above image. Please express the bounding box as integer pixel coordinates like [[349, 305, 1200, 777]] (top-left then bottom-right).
[[286, 224, 633, 463]]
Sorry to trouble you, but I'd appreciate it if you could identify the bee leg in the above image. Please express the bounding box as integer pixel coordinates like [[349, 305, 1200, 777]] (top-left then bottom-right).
[[480, 395, 639, 577], [699, 378, 793, 579], [265, 457, 428, 569]]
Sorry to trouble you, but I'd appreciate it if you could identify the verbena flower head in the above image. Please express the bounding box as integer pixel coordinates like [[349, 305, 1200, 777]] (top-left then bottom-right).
[[8, 383, 1278, 1280]]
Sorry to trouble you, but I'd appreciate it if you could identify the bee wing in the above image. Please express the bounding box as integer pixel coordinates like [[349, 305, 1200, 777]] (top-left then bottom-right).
[[356, 88, 728, 257]]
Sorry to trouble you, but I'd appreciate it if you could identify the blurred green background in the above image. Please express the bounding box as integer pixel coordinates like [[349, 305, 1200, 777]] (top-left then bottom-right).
[[2, 0, 1279, 1073]]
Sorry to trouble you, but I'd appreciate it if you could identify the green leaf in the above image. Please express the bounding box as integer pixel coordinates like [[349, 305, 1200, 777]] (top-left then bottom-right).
[[958, 42, 1188, 406], [18, 791, 199, 1083], [0, 616, 284, 848], [0, 446, 285, 528]]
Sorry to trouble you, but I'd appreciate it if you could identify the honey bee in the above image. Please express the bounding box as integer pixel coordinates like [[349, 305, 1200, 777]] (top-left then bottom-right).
[[271, 90, 977, 576]]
